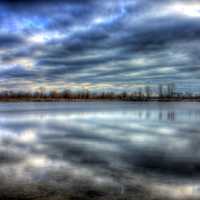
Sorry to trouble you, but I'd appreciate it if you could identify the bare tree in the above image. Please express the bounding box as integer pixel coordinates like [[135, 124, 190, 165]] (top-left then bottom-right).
[[138, 88, 143, 99], [145, 85, 151, 98], [167, 83, 176, 98], [158, 84, 164, 98]]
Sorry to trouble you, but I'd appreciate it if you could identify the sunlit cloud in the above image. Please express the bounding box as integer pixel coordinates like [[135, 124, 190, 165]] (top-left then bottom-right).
[[15, 58, 35, 69], [28, 31, 66, 44], [25, 155, 49, 168], [153, 183, 200, 199], [18, 129, 37, 143], [171, 2, 200, 18]]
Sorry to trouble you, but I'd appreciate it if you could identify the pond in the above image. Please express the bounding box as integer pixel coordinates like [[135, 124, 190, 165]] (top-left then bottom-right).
[[0, 102, 200, 200]]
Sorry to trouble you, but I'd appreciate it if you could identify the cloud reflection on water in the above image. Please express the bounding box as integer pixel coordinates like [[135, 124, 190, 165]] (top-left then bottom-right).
[[0, 102, 200, 199]]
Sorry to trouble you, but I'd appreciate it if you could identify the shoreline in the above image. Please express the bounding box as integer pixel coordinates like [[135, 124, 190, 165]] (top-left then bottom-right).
[[0, 98, 200, 103]]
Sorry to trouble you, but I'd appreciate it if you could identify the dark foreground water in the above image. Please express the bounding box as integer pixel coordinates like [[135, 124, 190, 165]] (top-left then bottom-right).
[[0, 102, 200, 200]]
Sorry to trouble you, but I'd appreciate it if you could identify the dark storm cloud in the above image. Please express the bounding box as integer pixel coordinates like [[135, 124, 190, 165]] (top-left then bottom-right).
[[1, 0, 200, 91], [123, 18, 200, 53], [0, 67, 37, 79], [0, 34, 25, 48], [2, 0, 93, 7]]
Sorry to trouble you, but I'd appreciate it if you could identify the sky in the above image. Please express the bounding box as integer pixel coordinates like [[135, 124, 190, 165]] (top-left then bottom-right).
[[0, 0, 200, 93]]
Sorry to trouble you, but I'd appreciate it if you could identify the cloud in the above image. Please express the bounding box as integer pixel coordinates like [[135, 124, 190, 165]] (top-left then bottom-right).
[[2, 0, 94, 8], [0, 0, 200, 91], [0, 34, 25, 48]]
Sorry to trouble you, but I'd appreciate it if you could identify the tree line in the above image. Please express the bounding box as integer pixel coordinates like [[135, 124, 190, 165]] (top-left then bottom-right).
[[0, 83, 199, 101]]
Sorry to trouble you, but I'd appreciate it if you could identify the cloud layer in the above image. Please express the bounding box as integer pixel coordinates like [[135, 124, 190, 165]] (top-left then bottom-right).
[[0, 0, 200, 92]]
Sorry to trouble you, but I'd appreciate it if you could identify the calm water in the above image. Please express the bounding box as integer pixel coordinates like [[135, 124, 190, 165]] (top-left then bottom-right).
[[0, 102, 200, 200]]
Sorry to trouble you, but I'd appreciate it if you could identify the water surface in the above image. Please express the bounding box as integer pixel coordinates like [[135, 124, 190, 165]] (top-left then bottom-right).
[[0, 102, 200, 200]]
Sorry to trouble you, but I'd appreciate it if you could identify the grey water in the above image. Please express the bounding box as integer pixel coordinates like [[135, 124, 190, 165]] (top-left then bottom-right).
[[0, 102, 200, 200]]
